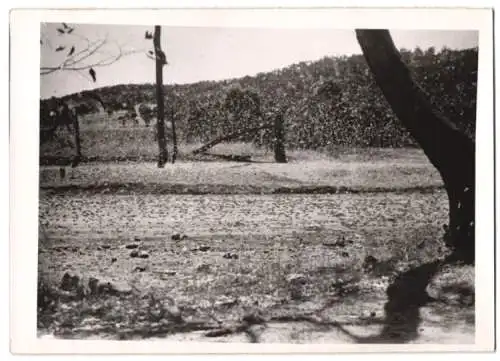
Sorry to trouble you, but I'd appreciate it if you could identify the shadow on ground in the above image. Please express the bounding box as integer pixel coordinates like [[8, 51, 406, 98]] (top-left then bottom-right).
[[250, 255, 473, 344]]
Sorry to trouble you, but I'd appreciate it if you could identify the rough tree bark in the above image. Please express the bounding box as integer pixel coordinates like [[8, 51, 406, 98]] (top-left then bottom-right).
[[154, 25, 168, 168], [355, 30, 475, 264]]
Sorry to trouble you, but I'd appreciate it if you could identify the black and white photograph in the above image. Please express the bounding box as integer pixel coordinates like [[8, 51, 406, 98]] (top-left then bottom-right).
[[9, 6, 495, 354]]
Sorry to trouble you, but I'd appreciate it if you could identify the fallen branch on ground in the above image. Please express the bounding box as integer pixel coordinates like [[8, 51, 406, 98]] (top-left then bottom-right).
[[198, 152, 253, 162], [191, 125, 272, 155]]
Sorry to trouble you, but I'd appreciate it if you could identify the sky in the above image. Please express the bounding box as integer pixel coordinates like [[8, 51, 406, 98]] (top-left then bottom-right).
[[40, 23, 478, 99]]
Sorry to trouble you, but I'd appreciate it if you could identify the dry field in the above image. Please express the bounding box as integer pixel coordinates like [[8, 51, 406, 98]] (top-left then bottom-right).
[[37, 150, 474, 343]]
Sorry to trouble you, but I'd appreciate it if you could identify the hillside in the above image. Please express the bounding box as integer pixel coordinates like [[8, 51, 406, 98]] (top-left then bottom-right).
[[42, 46, 478, 151]]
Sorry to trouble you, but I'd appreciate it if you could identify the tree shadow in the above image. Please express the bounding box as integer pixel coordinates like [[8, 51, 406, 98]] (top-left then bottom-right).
[[330, 257, 462, 343], [257, 260, 442, 344]]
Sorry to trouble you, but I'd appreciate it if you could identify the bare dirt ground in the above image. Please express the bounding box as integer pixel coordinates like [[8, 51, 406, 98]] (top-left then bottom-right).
[[37, 157, 474, 344]]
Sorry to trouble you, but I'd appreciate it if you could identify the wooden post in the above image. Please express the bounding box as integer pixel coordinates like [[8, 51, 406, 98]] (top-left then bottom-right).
[[71, 107, 81, 167], [171, 103, 178, 164], [154, 25, 168, 167], [274, 111, 287, 163]]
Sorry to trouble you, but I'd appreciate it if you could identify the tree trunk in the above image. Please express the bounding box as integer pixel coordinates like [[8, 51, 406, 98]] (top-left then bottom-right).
[[154, 25, 168, 168], [273, 111, 287, 163], [355, 30, 475, 264]]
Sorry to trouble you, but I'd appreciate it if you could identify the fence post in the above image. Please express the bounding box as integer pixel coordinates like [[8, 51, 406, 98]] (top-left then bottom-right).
[[273, 111, 287, 163]]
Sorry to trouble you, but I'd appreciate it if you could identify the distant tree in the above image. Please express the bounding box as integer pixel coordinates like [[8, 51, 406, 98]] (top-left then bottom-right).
[[223, 85, 262, 134], [425, 46, 436, 57]]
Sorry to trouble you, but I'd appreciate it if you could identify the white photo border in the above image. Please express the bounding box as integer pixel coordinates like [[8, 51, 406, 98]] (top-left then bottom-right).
[[9, 6, 495, 354]]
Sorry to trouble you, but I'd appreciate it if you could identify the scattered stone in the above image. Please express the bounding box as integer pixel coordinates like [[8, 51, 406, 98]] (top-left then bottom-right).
[[196, 263, 211, 273], [333, 279, 359, 296], [133, 266, 147, 272], [96, 279, 132, 296], [161, 270, 177, 276], [341, 251, 349, 257], [126, 244, 139, 249], [323, 239, 346, 248], [362, 255, 378, 271], [71, 247, 79, 253], [242, 312, 267, 325], [288, 273, 308, 300], [101, 244, 111, 250], [59, 272, 132, 298], [332, 278, 347, 288], [191, 246, 211, 252], [60, 272, 81, 292], [164, 304, 183, 323], [87, 276, 101, 294], [286, 273, 308, 285], [360, 310, 377, 320], [133, 236, 141, 242], [138, 250, 149, 259], [130, 250, 139, 258], [290, 289, 304, 300], [215, 296, 239, 308], [171, 233, 182, 241], [106, 282, 132, 295], [181, 234, 189, 240], [111, 257, 117, 263], [223, 252, 239, 259]]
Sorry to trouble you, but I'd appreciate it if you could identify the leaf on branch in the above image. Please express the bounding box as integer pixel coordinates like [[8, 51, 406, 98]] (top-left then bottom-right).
[[148, 50, 154, 55], [40, 39, 43, 45], [145, 31, 153, 39], [89, 68, 96, 82], [67, 27, 74, 34], [55, 46, 66, 52], [68, 46, 75, 56], [62, 22, 69, 29], [57, 28, 65, 34]]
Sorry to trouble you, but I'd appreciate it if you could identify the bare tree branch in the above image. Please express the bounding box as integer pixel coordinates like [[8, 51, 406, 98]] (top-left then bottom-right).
[[40, 25, 144, 76]]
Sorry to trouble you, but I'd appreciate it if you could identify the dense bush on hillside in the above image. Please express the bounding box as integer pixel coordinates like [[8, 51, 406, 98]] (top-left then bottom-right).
[[42, 46, 477, 150]]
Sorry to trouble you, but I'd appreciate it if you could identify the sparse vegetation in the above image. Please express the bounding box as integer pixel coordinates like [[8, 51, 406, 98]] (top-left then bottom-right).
[[40, 45, 477, 163]]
